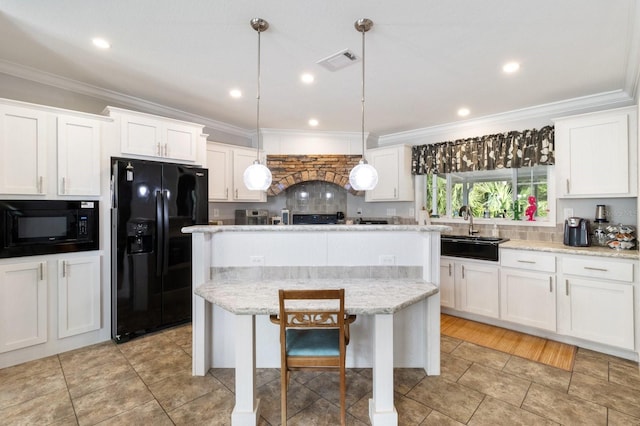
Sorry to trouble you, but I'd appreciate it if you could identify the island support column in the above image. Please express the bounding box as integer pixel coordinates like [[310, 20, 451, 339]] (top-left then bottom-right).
[[369, 314, 398, 425], [231, 314, 260, 425], [192, 232, 212, 376]]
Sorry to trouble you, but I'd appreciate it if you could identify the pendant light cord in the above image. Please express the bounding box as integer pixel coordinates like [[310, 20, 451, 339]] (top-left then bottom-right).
[[256, 26, 262, 163], [361, 27, 366, 160]]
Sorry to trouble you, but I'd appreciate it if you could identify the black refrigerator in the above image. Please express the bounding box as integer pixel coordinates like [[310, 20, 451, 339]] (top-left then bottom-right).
[[111, 157, 208, 343]]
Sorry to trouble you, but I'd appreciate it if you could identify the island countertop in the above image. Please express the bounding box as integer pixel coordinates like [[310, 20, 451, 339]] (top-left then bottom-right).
[[501, 239, 639, 260], [182, 224, 452, 233], [195, 278, 439, 315]]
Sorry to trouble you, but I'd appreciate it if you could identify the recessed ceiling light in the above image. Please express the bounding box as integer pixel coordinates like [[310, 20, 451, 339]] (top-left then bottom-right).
[[92, 38, 111, 49], [229, 89, 242, 98], [308, 118, 319, 127], [457, 108, 470, 117], [502, 61, 520, 73], [301, 73, 315, 84]]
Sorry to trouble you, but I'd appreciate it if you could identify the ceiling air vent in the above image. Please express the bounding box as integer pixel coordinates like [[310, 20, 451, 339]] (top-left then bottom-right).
[[316, 49, 360, 71]]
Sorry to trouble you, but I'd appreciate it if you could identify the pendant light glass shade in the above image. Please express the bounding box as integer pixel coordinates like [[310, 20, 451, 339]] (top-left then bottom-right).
[[244, 161, 273, 191], [243, 18, 272, 191], [349, 160, 378, 191], [349, 18, 377, 191]]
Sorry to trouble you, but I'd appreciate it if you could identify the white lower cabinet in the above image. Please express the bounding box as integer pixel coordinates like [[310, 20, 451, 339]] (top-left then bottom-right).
[[0, 253, 102, 358], [557, 255, 635, 350], [500, 269, 556, 331], [457, 260, 500, 318], [57, 256, 101, 338], [439, 258, 455, 309], [0, 261, 47, 353], [500, 249, 556, 331]]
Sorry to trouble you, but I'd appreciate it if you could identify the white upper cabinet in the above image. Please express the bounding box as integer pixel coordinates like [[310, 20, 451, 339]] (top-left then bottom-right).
[[106, 107, 202, 163], [554, 106, 638, 198], [365, 145, 414, 202], [0, 104, 47, 195], [0, 102, 102, 197], [233, 148, 266, 201], [57, 115, 101, 196], [207, 143, 231, 201], [206, 142, 266, 202]]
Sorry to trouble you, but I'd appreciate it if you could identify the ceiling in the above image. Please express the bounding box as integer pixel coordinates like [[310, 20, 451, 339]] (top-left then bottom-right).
[[0, 0, 639, 137]]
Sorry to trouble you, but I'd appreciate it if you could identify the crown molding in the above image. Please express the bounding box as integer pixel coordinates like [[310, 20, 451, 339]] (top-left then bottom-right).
[[625, 0, 640, 100], [379, 90, 635, 145], [260, 128, 363, 139], [1, 59, 635, 144], [0, 59, 250, 138]]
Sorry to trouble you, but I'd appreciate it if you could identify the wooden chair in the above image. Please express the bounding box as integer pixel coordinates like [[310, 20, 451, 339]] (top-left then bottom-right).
[[270, 289, 356, 426]]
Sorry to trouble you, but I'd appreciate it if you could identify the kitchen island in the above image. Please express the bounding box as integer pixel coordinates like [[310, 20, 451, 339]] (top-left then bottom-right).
[[183, 224, 450, 426]]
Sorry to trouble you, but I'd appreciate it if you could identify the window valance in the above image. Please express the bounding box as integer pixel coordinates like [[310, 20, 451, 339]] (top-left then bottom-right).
[[411, 125, 554, 175]]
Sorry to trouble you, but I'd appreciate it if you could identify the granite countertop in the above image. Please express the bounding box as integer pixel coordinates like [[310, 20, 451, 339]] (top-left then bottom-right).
[[501, 239, 639, 260], [183, 224, 452, 234], [195, 278, 439, 315]]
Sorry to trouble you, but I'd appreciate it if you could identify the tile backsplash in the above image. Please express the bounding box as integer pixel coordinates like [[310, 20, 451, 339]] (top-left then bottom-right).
[[444, 223, 565, 242], [285, 180, 347, 214]]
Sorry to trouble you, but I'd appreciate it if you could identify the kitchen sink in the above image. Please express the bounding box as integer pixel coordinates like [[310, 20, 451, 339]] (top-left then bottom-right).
[[441, 234, 510, 261]]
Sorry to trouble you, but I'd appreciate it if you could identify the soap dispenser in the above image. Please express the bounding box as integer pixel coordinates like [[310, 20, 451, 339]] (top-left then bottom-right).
[[491, 224, 499, 237]]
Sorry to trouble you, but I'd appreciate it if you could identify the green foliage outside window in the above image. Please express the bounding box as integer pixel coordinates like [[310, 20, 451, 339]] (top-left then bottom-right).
[[425, 167, 549, 220]]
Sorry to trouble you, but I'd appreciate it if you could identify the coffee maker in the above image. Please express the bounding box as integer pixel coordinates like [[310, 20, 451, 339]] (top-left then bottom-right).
[[564, 217, 590, 247]]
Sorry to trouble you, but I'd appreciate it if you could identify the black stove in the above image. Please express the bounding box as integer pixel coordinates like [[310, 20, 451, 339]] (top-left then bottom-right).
[[292, 214, 339, 225], [357, 218, 389, 225]]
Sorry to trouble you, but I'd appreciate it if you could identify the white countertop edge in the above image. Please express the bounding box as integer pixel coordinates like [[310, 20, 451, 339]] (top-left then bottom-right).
[[182, 224, 453, 234]]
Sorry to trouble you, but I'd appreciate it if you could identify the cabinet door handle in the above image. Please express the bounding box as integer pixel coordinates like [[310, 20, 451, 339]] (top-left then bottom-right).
[[448, 263, 452, 276], [235, 189, 238, 198], [39, 176, 44, 193], [225, 188, 229, 198], [461, 265, 465, 279], [394, 188, 397, 198], [566, 179, 570, 194], [549, 276, 553, 292], [61, 177, 66, 194], [565, 279, 569, 296], [39, 263, 44, 281], [517, 260, 536, 264], [584, 266, 607, 272], [164, 143, 168, 157], [157, 142, 162, 156], [62, 261, 67, 278]]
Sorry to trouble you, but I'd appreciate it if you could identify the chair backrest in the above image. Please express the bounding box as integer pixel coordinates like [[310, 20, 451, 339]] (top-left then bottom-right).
[[277, 289, 346, 359], [278, 288, 345, 326]]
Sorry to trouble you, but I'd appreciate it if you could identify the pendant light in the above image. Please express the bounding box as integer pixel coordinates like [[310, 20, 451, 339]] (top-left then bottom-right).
[[349, 18, 378, 191], [243, 18, 273, 191]]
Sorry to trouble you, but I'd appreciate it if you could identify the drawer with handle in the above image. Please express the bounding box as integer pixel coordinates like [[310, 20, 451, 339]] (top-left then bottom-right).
[[562, 256, 633, 282], [500, 249, 556, 273]]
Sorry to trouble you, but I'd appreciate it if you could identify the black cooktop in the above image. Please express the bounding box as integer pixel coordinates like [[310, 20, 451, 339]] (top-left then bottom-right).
[[292, 214, 339, 224]]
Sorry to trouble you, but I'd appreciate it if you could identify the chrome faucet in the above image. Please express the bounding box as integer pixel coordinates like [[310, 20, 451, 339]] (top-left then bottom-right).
[[459, 205, 478, 235]]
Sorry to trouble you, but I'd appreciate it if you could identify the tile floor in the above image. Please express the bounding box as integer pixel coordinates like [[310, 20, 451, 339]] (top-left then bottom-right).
[[1, 323, 639, 425]]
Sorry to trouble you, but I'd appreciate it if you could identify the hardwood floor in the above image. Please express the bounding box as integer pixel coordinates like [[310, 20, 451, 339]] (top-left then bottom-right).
[[441, 314, 577, 371]]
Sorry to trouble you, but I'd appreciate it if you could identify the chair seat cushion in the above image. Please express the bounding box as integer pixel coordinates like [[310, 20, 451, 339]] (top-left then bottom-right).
[[286, 329, 340, 357]]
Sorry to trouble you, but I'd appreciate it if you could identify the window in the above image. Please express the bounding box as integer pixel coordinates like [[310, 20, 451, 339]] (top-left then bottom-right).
[[426, 166, 553, 222]]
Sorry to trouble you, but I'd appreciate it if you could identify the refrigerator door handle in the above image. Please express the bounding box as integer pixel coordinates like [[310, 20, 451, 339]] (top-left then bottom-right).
[[162, 189, 170, 275], [156, 190, 164, 277]]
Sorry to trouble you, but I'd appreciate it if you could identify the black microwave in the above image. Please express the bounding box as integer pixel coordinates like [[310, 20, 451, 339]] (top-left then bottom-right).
[[0, 200, 99, 258]]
